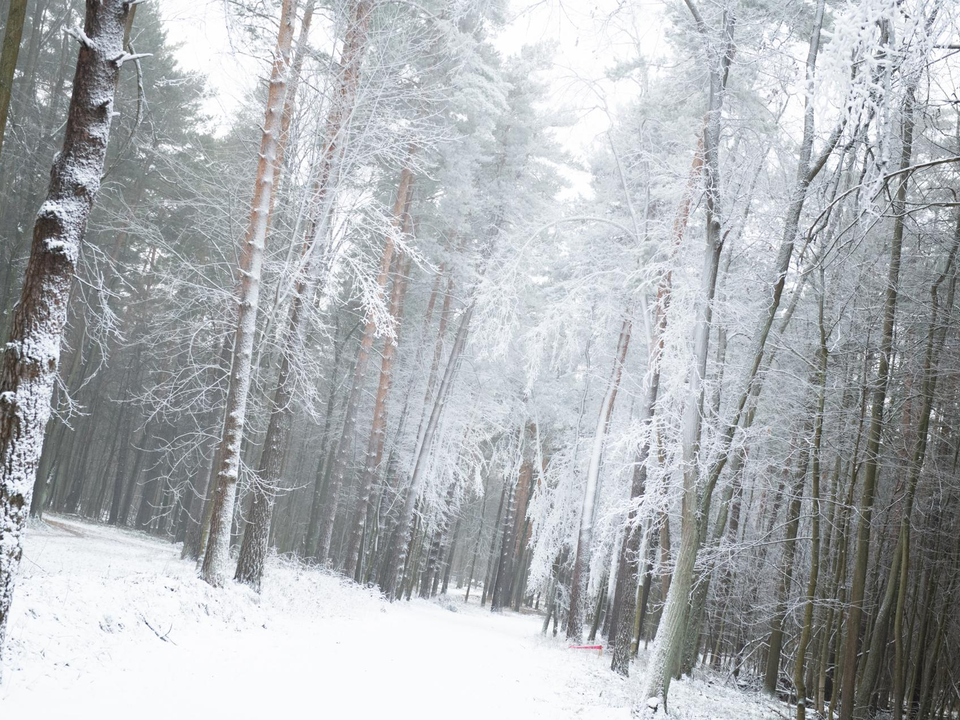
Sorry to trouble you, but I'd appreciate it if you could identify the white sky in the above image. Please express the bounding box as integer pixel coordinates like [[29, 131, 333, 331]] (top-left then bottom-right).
[[159, 0, 669, 195], [160, 1, 263, 122]]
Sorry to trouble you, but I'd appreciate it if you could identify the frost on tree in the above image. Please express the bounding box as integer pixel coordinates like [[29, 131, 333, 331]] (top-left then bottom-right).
[[0, 0, 135, 674]]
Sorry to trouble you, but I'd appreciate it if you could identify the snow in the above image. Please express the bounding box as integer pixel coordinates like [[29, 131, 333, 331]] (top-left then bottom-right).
[[1, 516, 782, 719]]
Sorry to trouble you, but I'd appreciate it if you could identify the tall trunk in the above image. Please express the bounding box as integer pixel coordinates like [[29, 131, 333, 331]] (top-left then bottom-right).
[[510, 448, 535, 609], [0, 0, 27, 161], [302, 317, 355, 556], [610, 116, 703, 676], [315, 166, 414, 564], [463, 479, 490, 602], [710, 452, 744, 670], [491, 466, 519, 612], [511, 519, 532, 610], [289, 0, 372, 298], [632, 530, 655, 655], [696, 0, 835, 508], [481, 480, 508, 607], [421, 478, 458, 598], [567, 316, 633, 641], [440, 514, 461, 595], [344, 247, 413, 579], [230, 3, 333, 591], [794, 285, 828, 720], [383, 302, 474, 598], [245, 0, 369, 568], [233, 348, 297, 589], [106, 396, 134, 524], [638, 8, 733, 705], [0, 0, 134, 673], [764, 434, 810, 694], [588, 571, 609, 642], [641, 0, 841, 705], [839, 84, 914, 720], [884, 213, 957, 720], [412, 271, 455, 462], [200, 0, 299, 587]]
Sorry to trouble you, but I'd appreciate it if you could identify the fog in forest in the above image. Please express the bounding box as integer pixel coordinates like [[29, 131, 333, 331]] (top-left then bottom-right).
[[1, 0, 960, 718]]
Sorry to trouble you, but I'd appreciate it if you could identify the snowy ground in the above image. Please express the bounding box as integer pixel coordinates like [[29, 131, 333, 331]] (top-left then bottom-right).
[[1, 517, 783, 719]]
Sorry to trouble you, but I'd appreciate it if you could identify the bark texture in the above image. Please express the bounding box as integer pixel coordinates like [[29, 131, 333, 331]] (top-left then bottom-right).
[[0, 0, 133, 674]]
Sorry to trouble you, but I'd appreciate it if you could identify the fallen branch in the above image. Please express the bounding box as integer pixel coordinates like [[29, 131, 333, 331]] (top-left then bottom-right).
[[140, 616, 176, 645]]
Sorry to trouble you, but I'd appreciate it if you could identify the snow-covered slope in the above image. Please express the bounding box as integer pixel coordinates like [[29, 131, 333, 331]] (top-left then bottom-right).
[[0, 516, 783, 719]]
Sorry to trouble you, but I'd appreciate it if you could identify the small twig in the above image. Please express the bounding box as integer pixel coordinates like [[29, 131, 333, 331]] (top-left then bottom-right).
[[112, 51, 152, 67], [140, 615, 177, 645], [65, 24, 94, 49]]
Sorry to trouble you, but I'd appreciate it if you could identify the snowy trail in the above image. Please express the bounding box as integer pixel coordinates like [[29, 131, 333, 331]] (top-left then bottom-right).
[[0, 517, 777, 719], [0, 517, 633, 719]]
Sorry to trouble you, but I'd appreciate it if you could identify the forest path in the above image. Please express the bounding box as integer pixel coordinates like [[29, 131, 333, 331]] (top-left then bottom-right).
[[1, 516, 633, 719]]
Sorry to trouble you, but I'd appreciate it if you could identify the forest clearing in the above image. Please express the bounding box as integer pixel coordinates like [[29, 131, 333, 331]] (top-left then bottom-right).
[[1, 0, 960, 717]]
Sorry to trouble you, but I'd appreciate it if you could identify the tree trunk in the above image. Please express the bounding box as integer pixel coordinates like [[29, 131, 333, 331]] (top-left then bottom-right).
[[315, 166, 413, 565], [839, 83, 914, 720], [383, 302, 474, 598], [879, 210, 957, 720], [230, 3, 333, 591], [609, 117, 702, 676], [764, 435, 810, 695], [0, 0, 27, 162], [200, 0, 299, 587], [638, 12, 731, 700], [0, 0, 134, 674], [567, 315, 632, 641], [794, 284, 828, 720], [344, 247, 414, 579], [491, 470, 518, 612]]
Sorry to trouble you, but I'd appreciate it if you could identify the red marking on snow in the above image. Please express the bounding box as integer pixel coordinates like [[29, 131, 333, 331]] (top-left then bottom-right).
[[568, 645, 603, 650]]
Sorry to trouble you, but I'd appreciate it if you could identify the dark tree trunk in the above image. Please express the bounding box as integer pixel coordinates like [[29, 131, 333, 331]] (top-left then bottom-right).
[[0, 0, 134, 672], [0, 0, 28, 161]]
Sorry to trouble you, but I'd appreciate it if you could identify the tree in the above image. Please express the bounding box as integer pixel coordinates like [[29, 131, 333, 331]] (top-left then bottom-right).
[[0, 0, 136, 675], [637, 0, 734, 710], [0, 0, 27, 160], [566, 315, 632, 640], [201, 0, 299, 587]]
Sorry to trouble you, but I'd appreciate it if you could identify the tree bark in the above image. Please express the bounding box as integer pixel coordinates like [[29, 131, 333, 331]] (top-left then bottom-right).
[[230, 2, 329, 591], [839, 84, 914, 720], [344, 247, 414, 579], [0, 0, 134, 675], [609, 113, 703, 676], [794, 282, 828, 720], [201, 0, 298, 586], [879, 209, 957, 720], [0, 0, 27, 161], [638, 7, 733, 706], [763, 434, 810, 695]]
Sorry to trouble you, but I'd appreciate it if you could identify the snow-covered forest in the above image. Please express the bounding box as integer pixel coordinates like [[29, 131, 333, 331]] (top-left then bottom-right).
[[1, 0, 960, 717]]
